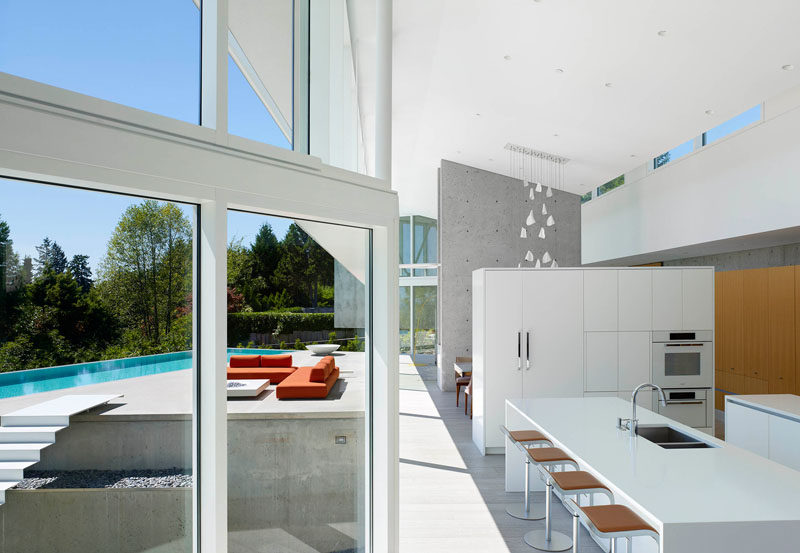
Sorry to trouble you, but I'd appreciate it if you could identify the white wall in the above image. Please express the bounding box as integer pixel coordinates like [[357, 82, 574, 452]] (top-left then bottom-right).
[[582, 86, 800, 265]]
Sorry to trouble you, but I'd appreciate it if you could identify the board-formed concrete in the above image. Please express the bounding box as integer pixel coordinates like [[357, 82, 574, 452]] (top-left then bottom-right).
[[437, 160, 581, 390], [663, 241, 800, 271]]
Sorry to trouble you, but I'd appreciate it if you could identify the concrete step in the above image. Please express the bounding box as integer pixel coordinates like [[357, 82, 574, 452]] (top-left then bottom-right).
[[0, 481, 20, 505], [0, 426, 65, 444], [0, 461, 36, 481], [1, 394, 122, 427], [0, 443, 52, 462]]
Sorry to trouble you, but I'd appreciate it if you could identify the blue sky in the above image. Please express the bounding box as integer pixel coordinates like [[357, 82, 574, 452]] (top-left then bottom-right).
[[0, 178, 291, 275], [0, 0, 292, 274]]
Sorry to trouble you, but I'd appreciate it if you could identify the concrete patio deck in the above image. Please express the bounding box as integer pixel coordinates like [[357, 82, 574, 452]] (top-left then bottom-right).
[[0, 350, 365, 420]]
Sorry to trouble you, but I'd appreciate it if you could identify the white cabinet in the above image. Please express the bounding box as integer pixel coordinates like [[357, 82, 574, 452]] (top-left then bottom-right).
[[585, 333, 618, 392], [652, 270, 683, 330], [768, 415, 800, 471], [523, 270, 584, 399], [619, 270, 652, 330], [584, 270, 618, 331], [472, 270, 523, 453], [725, 401, 769, 457], [682, 268, 714, 330], [618, 331, 651, 390]]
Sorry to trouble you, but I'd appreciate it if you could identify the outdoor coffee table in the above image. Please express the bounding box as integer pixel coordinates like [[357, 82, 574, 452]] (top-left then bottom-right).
[[226, 379, 270, 397]]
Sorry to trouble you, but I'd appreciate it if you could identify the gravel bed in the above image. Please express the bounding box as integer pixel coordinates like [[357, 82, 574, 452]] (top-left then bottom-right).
[[14, 469, 192, 490]]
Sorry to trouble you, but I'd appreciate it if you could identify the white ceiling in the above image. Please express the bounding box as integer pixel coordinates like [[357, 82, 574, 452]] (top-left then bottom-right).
[[392, 0, 800, 218]]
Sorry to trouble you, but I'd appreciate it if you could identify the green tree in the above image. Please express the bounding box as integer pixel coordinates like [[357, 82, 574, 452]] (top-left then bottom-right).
[[0, 216, 9, 303], [33, 237, 67, 276], [99, 200, 192, 350], [273, 224, 334, 308], [50, 243, 68, 274], [68, 255, 93, 292]]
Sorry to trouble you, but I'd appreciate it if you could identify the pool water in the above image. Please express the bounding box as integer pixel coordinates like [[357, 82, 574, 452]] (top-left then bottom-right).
[[0, 349, 289, 399]]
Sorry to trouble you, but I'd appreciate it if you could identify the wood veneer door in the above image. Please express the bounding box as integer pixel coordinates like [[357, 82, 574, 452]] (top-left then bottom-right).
[[715, 272, 723, 372], [768, 266, 795, 393], [721, 271, 744, 383], [742, 268, 769, 382]]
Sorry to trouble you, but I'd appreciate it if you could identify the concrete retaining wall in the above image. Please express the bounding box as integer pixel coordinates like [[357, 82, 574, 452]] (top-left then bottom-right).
[[20, 414, 364, 553]]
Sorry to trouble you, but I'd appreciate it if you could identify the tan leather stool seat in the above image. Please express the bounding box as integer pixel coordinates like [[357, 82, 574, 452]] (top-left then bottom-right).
[[579, 504, 656, 534], [456, 376, 471, 385], [526, 446, 574, 464], [549, 470, 609, 492], [509, 429, 549, 443]]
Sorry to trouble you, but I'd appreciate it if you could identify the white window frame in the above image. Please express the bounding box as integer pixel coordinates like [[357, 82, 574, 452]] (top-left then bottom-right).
[[0, 0, 397, 550]]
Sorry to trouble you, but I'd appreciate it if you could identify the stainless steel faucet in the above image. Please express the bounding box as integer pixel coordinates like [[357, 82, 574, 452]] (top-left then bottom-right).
[[617, 383, 668, 437]]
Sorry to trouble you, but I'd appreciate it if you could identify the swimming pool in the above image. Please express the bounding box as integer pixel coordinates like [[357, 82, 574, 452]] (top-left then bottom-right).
[[0, 349, 290, 399]]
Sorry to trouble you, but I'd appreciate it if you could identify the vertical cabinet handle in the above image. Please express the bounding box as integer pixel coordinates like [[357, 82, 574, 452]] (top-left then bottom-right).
[[517, 332, 522, 370], [526, 331, 531, 370]]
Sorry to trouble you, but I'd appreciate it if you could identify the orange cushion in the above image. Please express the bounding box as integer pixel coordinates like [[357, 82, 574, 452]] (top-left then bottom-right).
[[260, 354, 293, 368], [276, 366, 339, 399], [227, 366, 296, 383], [229, 354, 261, 368], [309, 356, 335, 382]]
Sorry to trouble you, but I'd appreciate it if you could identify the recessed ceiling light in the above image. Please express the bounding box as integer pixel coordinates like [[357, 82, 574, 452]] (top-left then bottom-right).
[[657, 30, 667, 37], [504, 55, 512, 61], [554, 68, 564, 74], [489, 158, 494, 162], [782, 64, 794, 71], [456, 150, 462, 154], [475, 113, 481, 117], [604, 82, 613, 88], [705, 109, 714, 115], [553, 133, 559, 137], [630, 154, 636, 158]]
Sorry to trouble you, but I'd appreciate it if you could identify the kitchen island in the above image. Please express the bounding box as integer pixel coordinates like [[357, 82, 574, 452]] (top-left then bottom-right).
[[726, 394, 800, 471], [506, 396, 800, 553]]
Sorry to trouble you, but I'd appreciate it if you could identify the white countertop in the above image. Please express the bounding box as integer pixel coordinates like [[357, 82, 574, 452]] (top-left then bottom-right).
[[726, 394, 800, 422], [508, 396, 800, 526]]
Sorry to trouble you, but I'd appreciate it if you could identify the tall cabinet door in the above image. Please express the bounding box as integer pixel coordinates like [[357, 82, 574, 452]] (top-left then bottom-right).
[[652, 270, 683, 330], [482, 270, 524, 450], [522, 270, 583, 398], [721, 271, 744, 378], [742, 269, 769, 381], [768, 267, 795, 393]]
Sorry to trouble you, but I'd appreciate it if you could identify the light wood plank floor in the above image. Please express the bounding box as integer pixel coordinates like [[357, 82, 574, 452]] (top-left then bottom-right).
[[399, 365, 604, 553]]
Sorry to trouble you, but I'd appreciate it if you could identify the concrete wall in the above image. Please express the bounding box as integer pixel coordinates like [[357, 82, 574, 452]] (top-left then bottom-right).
[[0, 488, 191, 553], [582, 86, 800, 265], [437, 160, 581, 391], [663, 241, 800, 271], [29, 414, 364, 553]]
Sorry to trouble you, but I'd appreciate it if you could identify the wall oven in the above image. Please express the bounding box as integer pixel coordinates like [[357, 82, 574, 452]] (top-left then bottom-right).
[[652, 331, 713, 389]]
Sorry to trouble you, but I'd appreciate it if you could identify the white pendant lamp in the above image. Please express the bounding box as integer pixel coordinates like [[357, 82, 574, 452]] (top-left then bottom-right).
[[542, 251, 552, 264], [546, 186, 553, 198], [535, 258, 541, 268], [520, 227, 527, 238], [546, 215, 555, 227], [529, 188, 535, 200], [526, 210, 535, 226], [525, 250, 534, 262], [534, 182, 543, 192], [542, 204, 548, 215], [523, 180, 529, 187], [538, 227, 546, 239], [551, 260, 558, 268]]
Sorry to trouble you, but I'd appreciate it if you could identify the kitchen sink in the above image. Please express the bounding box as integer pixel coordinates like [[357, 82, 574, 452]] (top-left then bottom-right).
[[635, 425, 717, 449]]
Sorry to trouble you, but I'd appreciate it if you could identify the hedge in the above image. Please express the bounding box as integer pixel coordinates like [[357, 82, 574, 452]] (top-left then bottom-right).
[[228, 312, 336, 344]]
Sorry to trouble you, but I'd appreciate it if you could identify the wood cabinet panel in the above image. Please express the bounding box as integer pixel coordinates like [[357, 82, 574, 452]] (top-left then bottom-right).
[[715, 272, 723, 372], [742, 269, 770, 381], [721, 271, 744, 377], [768, 267, 795, 393], [796, 266, 800, 395], [728, 373, 745, 394], [743, 376, 768, 394]]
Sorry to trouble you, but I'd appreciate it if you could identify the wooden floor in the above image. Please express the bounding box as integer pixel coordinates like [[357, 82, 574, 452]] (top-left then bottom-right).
[[399, 365, 604, 553]]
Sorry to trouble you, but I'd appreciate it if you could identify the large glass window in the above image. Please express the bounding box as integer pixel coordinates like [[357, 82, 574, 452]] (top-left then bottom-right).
[[654, 138, 694, 169], [413, 286, 437, 356], [399, 216, 411, 277], [0, 0, 201, 124], [703, 105, 762, 146], [399, 286, 411, 355], [580, 191, 592, 204], [226, 211, 370, 553], [413, 216, 438, 276], [0, 178, 194, 551], [596, 174, 625, 197], [228, 0, 294, 149], [399, 216, 438, 362]]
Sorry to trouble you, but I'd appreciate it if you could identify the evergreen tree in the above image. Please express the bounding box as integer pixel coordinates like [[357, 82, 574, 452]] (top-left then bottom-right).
[[50, 242, 68, 274], [34, 237, 53, 276], [0, 217, 9, 301], [68, 255, 93, 292]]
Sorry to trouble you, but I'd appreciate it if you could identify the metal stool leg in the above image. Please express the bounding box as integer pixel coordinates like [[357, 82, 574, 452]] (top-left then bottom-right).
[[507, 459, 544, 520], [571, 510, 579, 552], [523, 478, 572, 551], [610, 538, 616, 553]]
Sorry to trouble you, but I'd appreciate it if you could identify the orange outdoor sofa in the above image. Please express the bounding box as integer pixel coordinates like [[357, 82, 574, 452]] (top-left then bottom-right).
[[226, 354, 339, 400]]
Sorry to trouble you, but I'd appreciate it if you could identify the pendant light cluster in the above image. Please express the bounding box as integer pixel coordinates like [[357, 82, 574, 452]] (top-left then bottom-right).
[[506, 143, 568, 269]]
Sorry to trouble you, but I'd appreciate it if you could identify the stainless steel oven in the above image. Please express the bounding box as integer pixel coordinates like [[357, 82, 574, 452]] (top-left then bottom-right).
[[655, 389, 709, 428], [652, 331, 713, 389]]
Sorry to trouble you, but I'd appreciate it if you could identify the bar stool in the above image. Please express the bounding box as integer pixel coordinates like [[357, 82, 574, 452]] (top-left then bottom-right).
[[518, 446, 580, 552], [570, 500, 660, 553], [500, 426, 553, 520], [526, 469, 615, 552]]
